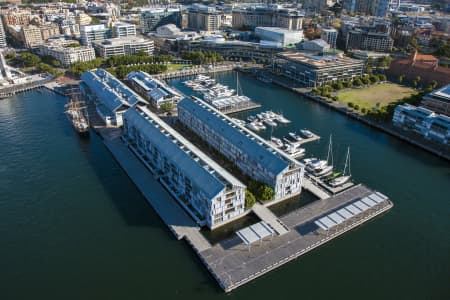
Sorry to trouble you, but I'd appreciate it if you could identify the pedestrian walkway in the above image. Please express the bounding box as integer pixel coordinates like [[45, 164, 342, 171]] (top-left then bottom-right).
[[104, 137, 211, 252], [302, 177, 330, 200], [252, 203, 289, 235]]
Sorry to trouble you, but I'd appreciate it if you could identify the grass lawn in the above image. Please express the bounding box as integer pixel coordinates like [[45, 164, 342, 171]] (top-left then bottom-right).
[[337, 83, 417, 110], [166, 64, 191, 72]]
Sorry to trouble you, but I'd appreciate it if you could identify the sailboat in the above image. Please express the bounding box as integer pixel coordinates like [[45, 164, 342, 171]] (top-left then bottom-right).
[[329, 147, 351, 187], [65, 88, 89, 136]]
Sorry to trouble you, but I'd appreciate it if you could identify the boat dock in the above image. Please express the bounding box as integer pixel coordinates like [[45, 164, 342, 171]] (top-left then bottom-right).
[[0, 75, 54, 99], [287, 132, 321, 146], [153, 64, 235, 80], [198, 184, 393, 292], [99, 131, 393, 293]]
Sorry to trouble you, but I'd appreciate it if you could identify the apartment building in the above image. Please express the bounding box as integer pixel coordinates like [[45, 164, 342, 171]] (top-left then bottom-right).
[[232, 6, 303, 30], [187, 4, 221, 31], [38, 40, 96, 67], [92, 37, 154, 58], [122, 105, 246, 228], [127, 71, 182, 109], [177, 97, 304, 201], [421, 85, 450, 117], [80, 24, 112, 46], [112, 22, 136, 38], [140, 8, 182, 34]]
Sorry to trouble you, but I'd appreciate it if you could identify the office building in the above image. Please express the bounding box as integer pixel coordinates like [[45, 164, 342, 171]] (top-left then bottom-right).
[[188, 4, 221, 32], [80, 24, 112, 46], [92, 37, 154, 58], [112, 22, 136, 38], [38, 40, 96, 67], [187, 37, 283, 63], [393, 104, 450, 145], [127, 71, 182, 109], [346, 29, 394, 52], [255, 27, 303, 47], [302, 0, 331, 13], [178, 98, 304, 201], [421, 85, 450, 117], [301, 39, 330, 52], [321, 28, 338, 48], [232, 6, 303, 30], [80, 69, 148, 127], [122, 105, 246, 228], [140, 8, 182, 34], [273, 52, 364, 87]]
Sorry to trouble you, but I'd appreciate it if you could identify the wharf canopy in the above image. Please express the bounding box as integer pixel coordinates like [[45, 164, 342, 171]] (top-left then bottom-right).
[[126, 71, 182, 109], [122, 105, 247, 228], [177, 97, 304, 201], [80, 69, 148, 127]]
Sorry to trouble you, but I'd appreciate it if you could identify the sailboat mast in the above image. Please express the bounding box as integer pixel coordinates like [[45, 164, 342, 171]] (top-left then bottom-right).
[[343, 147, 350, 176]]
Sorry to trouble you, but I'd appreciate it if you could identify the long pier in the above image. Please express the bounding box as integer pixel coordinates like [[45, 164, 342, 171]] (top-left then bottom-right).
[[0, 76, 54, 99], [153, 64, 235, 80]]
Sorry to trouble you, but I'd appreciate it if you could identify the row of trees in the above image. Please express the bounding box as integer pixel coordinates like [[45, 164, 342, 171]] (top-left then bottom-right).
[[16, 53, 62, 76], [181, 51, 224, 65], [312, 74, 387, 98], [106, 53, 174, 67], [68, 58, 104, 77], [106, 64, 167, 79]]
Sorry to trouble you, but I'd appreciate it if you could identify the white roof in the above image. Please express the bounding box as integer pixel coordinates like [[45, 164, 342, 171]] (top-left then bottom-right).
[[236, 221, 274, 245]]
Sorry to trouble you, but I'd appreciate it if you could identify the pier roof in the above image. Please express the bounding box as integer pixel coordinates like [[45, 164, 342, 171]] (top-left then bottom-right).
[[178, 98, 291, 176], [124, 106, 245, 199]]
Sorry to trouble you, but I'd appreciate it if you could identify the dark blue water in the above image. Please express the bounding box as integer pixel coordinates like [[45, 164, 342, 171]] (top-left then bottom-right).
[[1, 75, 449, 300]]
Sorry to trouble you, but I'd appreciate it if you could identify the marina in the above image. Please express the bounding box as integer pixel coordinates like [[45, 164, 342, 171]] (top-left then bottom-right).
[[183, 74, 261, 114]]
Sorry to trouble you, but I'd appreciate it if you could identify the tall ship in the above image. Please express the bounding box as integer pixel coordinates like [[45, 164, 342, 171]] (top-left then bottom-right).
[[64, 89, 89, 136]]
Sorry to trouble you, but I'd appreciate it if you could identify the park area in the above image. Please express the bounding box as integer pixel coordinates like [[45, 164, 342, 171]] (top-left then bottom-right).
[[337, 83, 417, 110]]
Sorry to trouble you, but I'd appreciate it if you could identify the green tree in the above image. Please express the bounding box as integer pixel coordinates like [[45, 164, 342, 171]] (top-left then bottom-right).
[[353, 78, 363, 86], [248, 180, 274, 202], [348, 102, 354, 108], [20, 52, 41, 67], [159, 102, 173, 112], [244, 189, 256, 210]]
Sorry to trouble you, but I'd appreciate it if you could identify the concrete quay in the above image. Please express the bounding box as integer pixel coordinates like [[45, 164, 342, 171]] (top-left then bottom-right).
[[198, 184, 393, 292]]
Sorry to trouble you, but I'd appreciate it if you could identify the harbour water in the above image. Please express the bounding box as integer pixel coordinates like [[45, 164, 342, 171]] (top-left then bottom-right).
[[1, 72, 449, 299]]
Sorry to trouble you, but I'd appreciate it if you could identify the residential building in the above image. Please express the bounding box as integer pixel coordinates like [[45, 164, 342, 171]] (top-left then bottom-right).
[[1, 9, 32, 26], [346, 29, 394, 52], [302, 0, 331, 13], [421, 85, 450, 116], [188, 4, 220, 31], [80, 24, 112, 46], [187, 37, 283, 63], [393, 104, 450, 145], [232, 6, 303, 30], [301, 39, 330, 52], [321, 28, 338, 48], [255, 27, 303, 47], [0, 19, 6, 48], [75, 13, 92, 26], [350, 49, 390, 61], [112, 22, 136, 38], [273, 51, 364, 87], [343, 0, 390, 17], [140, 8, 182, 34], [19, 25, 43, 48], [177, 97, 304, 201], [127, 71, 182, 109], [92, 37, 154, 58], [38, 40, 96, 67], [387, 52, 450, 87], [122, 105, 246, 228], [80, 69, 148, 127]]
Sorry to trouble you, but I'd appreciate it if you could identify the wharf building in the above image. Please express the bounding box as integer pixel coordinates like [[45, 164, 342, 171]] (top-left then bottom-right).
[[232, 6, 303, 30], [393, 104, 450, 145], [187, 36, 283, 63], [273, 52, 364, 87], [126, 71, 182, 109], [38, 40, 96, 67], [140, 8, 182, 34], [187, 4, 221, 32], [122, 105, 246, 228], [177, 97, 304, 201], [254, 27, 304, 47], [0, 20, 6, 48], [92, 37, 154, 58], [80, 69, 149, 127], [421, 84, 450, 117]]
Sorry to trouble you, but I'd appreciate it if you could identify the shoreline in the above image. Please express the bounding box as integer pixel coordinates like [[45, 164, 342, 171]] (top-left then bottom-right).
[[236, 69, 450, 162]]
